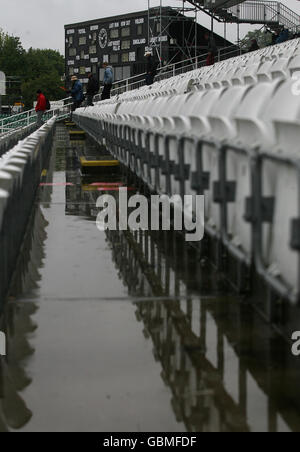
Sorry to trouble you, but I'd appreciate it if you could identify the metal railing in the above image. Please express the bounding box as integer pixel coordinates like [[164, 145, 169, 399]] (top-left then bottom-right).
[[228, 1, 300, 31], [0, 101, 73, 137], [1, 43, 240, 138], [102, 44, 241, 97]]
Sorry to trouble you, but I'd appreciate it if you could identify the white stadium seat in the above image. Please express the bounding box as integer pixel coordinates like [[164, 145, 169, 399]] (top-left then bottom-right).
[[73, 38, 300, 302]]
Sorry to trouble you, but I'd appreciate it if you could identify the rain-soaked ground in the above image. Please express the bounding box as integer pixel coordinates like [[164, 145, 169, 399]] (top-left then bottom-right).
[[0, 123, 300, 432]]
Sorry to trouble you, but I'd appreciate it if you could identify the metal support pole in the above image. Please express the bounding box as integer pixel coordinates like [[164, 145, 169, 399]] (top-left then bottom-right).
[[160, 0, 163, 64], [148, 0, 151, 46], [183, 0, 185, 58], [195, 8, 198, 60]]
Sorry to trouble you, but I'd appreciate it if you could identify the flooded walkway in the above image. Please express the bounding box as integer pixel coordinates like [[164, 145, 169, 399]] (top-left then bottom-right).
[[0, 124, 300, 432]]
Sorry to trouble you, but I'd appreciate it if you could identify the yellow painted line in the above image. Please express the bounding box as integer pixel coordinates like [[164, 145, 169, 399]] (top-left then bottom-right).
[[81, 185, 99, 192], [41, 169, 47, 177], [80, 157, 120, 167], [69, 131, 85, 135]]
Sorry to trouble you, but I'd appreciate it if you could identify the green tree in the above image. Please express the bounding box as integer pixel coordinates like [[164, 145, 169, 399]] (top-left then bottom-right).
[[21, 49, 65, 108], [241, 29, 273, 51], [0, 28, 65, 110], [0, 29, 25, 76], [23, 48, 64, 81], [21, 72, 65, 109]]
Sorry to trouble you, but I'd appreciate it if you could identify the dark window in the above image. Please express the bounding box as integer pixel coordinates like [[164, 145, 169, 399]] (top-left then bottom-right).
[[121, 40, 130, 50], [121, 27, 130, 38], [110, 29, 119, 39], [137, 24, 143, 36], [110, 54, 119, 64], [122, 53, 129, 63]]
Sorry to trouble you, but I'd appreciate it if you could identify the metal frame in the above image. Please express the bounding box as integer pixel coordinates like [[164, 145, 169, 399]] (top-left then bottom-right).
[[147, 0, 203, 64]]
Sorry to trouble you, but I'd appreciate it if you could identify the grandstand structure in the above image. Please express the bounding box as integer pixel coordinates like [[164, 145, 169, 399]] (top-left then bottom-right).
[[185, 0, 300, 32], [147, 1, 300, 53]]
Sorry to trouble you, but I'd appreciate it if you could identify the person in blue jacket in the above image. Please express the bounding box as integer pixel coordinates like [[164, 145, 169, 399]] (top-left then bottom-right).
[[70, 75, 84, 112], [101, 63, 114, 100], [276, 28, 289, 44]]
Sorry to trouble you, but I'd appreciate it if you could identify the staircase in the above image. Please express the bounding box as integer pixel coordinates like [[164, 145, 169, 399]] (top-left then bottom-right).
[[189, 1, 300, 32], [227, 1, 300, 32]]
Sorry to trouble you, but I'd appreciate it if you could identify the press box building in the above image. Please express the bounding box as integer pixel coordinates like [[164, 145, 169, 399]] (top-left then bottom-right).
[[64, 7, 231, 88]]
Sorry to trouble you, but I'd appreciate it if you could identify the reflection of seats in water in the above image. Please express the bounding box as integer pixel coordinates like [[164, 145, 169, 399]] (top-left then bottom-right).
[[64, 145, 135, 219], [0, 299, 36, 431], [9, 204, 48, 299], [105, 225, 300, 432], [38, 131, 59, 207], [0, 198, 48, 431]]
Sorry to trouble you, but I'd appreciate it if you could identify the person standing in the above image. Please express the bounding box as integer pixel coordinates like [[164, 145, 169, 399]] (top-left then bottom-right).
[[145, 51, 158, 86], [101, 63, 114, 101], [35, 90, 46, 127], [86, 73, 99, 106], [70, 75, 84, 112], [204, 32, 217, 66], [248, 39, 260, 52]]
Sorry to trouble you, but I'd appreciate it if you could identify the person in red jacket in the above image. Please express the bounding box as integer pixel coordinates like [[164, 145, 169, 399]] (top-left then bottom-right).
[[35, 90, 47, 126]]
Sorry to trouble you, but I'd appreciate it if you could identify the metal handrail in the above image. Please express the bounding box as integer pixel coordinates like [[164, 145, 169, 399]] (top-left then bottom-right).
[[228, 1, 300, 31], [0, 97, 73, 133], [0, 102, 73, 137], [100, 43, 241, 97], [1, 43, 239, 134]]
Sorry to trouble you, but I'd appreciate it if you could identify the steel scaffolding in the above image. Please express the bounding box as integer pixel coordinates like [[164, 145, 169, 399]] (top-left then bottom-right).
[[147, 1, 200, 64]]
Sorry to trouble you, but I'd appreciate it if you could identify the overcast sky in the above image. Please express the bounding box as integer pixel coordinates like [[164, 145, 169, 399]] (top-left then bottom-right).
[[1, 0, 300, 54]]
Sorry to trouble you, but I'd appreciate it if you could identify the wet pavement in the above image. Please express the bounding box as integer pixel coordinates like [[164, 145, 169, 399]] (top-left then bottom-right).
[[0, 123, 300, 432]]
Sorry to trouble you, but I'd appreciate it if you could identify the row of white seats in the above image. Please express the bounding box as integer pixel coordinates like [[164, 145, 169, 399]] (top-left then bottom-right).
[[74, 46, 300, 300], [94, 38, 300, 104], [0, 118, 56, 303], [0, 118, 56, 229]]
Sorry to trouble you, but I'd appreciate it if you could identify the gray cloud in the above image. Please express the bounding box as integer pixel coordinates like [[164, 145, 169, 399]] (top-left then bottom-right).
[[1, 0, 299, 54]]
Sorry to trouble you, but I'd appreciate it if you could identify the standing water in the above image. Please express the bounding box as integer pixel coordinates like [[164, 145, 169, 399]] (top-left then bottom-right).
[[0, 123, 300, 432]]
